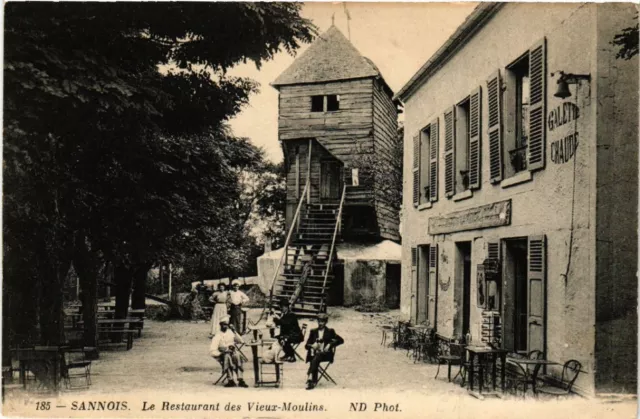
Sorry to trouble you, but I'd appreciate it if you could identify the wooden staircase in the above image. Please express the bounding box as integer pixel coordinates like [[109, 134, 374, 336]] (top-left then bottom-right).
[[271, 202, 341, 317]]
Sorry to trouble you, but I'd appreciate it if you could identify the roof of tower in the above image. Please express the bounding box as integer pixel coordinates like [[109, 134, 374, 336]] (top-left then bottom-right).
[[272, 25, 383, 87]]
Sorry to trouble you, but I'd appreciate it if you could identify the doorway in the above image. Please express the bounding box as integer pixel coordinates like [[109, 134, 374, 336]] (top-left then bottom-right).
[[455, 242, 472, 338], [320, 160, 342, 200], [327, 262, 345, 306], [503, 238, 528, 353], [385, 263, 401, 309]]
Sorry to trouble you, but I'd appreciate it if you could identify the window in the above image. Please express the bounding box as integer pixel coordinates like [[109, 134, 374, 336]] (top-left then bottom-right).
[[419, 126, 431, 204], [311, 95, 324, 112], [487, 38, 546, 184], [455, 98, 471, 193], [326, 94, 340, 111], [507, 54, 530, 174], [412, 118, 439, 207], [310, 94, 340, 112], [444, 88, 480, 199]]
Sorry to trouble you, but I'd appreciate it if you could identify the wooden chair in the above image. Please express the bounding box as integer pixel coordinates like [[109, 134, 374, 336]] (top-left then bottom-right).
[[257, 340, 283, 388], [536, 360, 583, 397], [315, 347, 337, 386], [62, 347, 94, 389], [435, 341, 466, 384], [292, 324, 308, 361], [213, 357, 229, 385]]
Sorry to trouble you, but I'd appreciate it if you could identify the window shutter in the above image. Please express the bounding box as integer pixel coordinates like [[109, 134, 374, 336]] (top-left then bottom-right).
[[487, 71, 503, 183], [411, 246, 418, 322], [527, 235, 546, 355], [444, 108, 456, 197], [487, 240, 501, 261], [469, 87, 482, 190], [412, 133, 420, 207], [429, 118, 439, 202], [528, 38, 547, 171], [427, 244, 438, 327]]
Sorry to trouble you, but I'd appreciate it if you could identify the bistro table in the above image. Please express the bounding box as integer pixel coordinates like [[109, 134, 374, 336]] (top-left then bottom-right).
[[465, 345, 509, 399], [506, 357, 559, 394], [12, 346, 70, 392]]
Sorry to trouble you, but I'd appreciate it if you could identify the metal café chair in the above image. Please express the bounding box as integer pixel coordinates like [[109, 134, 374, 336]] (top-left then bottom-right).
[[435, 341, 466, 384], [535, 360, 583, 397]]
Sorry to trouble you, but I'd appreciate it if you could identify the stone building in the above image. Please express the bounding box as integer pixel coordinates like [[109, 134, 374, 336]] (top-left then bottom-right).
[[257, 26, 402, 315], [395, 3, 637, 395]]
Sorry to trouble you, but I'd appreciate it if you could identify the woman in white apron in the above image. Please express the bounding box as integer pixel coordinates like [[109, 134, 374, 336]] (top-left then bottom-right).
[[209, 283, 230, 337]]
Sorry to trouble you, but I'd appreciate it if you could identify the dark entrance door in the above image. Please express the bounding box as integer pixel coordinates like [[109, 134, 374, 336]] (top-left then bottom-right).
[[320, 161, 342, 200], [385, 263, 401, 309], [327, 262, 344, 306], [455, 241, 472, 338]]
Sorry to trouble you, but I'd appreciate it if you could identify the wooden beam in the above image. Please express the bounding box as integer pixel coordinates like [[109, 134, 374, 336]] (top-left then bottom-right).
[[307, 139, 312, 204]]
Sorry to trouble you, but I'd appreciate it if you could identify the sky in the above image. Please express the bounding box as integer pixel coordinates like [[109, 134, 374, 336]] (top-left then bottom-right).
[[228, 2, 478, 163]]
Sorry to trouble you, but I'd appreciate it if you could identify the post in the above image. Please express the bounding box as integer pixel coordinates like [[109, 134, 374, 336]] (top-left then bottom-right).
[[168, 263, 173, 299], [307, 139, 312, 204]]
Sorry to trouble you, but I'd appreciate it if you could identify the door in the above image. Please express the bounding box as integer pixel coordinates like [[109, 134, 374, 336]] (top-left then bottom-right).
[[320, 161, 342, 200], [455, 241, 472, 337], [417, 246, 428, 324], [385, 263, 401, 309]]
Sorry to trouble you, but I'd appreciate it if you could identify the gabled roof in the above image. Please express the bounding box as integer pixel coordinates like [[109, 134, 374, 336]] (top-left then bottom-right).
[[395, 2, 504, 102], [272, 25, 382, 87]]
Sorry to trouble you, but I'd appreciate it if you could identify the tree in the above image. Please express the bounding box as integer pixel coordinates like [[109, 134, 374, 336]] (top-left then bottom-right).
[[350, 132, 404, 215], [612, 12, 638, 60], [4, 3, 315, 347]]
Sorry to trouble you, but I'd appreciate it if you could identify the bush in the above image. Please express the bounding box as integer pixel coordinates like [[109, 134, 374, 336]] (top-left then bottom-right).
[[354, 298, 389, 313]]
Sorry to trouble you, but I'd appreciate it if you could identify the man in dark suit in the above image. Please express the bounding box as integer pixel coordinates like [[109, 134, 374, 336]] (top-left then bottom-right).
[[273, 298, 303, 362], [305, 313, 344, 390]]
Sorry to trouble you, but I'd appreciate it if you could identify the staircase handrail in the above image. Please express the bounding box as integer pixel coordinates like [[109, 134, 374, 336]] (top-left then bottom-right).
[[269, 179, 310, 299], [321, 184, 347, 311]]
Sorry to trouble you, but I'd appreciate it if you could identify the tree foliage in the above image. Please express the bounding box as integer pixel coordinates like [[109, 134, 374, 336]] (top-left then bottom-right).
[[3, 3, 315, 346], [612, 12, 638, 60]]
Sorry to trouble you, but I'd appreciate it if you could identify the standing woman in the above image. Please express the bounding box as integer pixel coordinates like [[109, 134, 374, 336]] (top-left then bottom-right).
[[209, 283, 230, 338]]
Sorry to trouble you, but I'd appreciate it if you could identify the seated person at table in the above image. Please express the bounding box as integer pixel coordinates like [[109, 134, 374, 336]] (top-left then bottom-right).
[[305, 313, 344, 390], [272, 298, 303, 362], [209, 316, 248, 388]]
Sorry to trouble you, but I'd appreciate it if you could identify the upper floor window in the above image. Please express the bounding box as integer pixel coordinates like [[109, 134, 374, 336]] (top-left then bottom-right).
[[444, 88, 481, 199], [412, 118, 439, 208], [455, 97, 471, 193], [487, 38, 546, 185], [507, 54, 530, 174], [310, 94, 340, 112]]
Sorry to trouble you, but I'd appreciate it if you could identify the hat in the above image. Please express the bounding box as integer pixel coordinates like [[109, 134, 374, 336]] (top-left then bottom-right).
[[279, 298, 290, 306], [219, 316, 230, 324], [231, 280, 241, 286], [317, 313, 329, 321]]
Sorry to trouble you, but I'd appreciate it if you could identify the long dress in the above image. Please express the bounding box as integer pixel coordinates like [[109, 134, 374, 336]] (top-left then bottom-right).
[[209, 291, 229, 336]]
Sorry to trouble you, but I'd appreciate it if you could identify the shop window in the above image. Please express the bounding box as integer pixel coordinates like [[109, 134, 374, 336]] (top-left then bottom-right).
[[487, 38, 546, 185]]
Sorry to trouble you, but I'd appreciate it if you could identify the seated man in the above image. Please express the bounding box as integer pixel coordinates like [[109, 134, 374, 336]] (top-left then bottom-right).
[[209, 316, 248, 388], [305, 313, 344, 390], [272, 298, 303, 362]]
